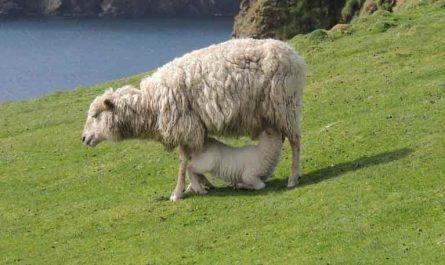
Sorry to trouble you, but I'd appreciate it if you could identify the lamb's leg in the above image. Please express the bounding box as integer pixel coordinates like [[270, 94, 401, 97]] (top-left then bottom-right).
[[186, 166, 207, 195], [196, 174, 215, 190], [186, 174, 214, 193], [170, 146, 188, 202], [288, 134, 301, 188], [236, 177, 266, 190]]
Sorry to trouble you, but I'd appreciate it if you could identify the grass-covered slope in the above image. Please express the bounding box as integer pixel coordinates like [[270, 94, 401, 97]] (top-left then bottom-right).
[[1, 4, 444, 264]]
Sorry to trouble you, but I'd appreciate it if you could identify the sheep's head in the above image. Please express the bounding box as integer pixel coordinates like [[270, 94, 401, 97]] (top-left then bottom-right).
[[81, 89, 119, 147]]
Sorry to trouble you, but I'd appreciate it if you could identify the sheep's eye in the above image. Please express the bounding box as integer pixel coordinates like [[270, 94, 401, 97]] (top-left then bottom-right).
[[92, 113, 99, 119]]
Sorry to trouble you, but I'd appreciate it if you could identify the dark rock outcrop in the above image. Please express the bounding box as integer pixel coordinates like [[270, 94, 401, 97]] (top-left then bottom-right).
[[0, 0, 23, 17]]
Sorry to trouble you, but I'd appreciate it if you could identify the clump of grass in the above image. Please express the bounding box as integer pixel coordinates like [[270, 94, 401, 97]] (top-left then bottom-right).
[[371, 20, 397, 32], [372, 9, 394, 17], [329, 23, 353, 39], [308, 29, 329, 42]]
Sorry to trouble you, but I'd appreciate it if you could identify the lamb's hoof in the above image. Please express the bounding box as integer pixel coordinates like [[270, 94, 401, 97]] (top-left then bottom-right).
[[192, 185, 208, 195], [184, 184, 208, 195], [196, 189, 208, 195], [204, 184, 215, 190], [170, 191, 183, 202], [184, 184, 193, 194]]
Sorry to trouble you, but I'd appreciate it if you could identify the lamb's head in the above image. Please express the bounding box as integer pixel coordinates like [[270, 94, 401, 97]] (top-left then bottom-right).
[[259, 128, 285, 144], [81, 89, 119, 147]]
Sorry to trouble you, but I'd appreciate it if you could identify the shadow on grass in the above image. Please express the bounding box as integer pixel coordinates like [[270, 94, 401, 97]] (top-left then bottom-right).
[[202, 148, 413, 198]]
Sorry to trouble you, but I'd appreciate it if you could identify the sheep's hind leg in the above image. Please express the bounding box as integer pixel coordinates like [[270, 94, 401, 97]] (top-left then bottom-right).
[[170, 146, 188, 202], [287, 134, 301, 188]]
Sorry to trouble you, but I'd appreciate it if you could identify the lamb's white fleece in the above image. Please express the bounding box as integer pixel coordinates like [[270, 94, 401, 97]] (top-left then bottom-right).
[[187, 129, 284, 192]]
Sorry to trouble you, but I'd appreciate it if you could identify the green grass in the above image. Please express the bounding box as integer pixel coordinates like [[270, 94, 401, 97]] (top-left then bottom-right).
[[1, 4, 445, 264]]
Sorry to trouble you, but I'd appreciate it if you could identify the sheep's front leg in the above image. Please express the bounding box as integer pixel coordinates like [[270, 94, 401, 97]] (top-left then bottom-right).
[[170, 146, 188, 202], [287, 134, 301, 187]]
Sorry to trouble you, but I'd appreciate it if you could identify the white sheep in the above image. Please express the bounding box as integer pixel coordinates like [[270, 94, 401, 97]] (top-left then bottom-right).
[[185, 128, 284, 195], [81, 38, 306, 201]]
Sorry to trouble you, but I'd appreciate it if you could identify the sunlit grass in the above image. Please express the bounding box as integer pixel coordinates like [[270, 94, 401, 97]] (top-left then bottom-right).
[[1, 4, 444, 264]]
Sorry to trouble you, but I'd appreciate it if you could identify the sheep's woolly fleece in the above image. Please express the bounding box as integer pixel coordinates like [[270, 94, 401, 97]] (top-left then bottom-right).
[[87, 38, 307, 151]]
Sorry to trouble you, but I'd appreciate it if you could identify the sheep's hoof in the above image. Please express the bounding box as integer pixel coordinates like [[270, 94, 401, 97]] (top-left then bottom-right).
[[287, 177, 300, 188], [170, 191, 183, 202]]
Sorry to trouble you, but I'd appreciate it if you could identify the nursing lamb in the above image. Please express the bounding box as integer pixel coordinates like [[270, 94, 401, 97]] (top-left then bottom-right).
[[81, 38, 306, 201], [185, 128, 284, 195]]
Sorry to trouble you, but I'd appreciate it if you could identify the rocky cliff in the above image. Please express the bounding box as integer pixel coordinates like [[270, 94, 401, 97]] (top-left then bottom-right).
[[0, 0, 405, 39], [0, 0, 239, 18], [233, 0, 348, 39], [233, 0, 398, 39]]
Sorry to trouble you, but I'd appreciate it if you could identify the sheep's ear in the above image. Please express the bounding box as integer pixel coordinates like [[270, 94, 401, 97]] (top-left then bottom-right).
[[104, 98, 115, 110], [102, 88, 116, 110]]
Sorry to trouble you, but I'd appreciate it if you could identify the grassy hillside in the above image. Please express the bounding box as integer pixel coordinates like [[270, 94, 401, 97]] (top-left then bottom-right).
[[1, 3, 444, 264]]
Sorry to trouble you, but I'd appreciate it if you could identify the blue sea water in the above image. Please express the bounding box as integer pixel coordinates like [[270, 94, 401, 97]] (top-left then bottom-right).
[[0, 17, 233, 102]]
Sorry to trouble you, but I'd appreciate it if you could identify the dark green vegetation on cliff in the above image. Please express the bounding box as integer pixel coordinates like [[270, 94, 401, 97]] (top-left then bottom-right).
[[0, 0, 238, 18], [233, 0, 425, 39], [234, 0, 348, 39], [1, 3, 445, 264]]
